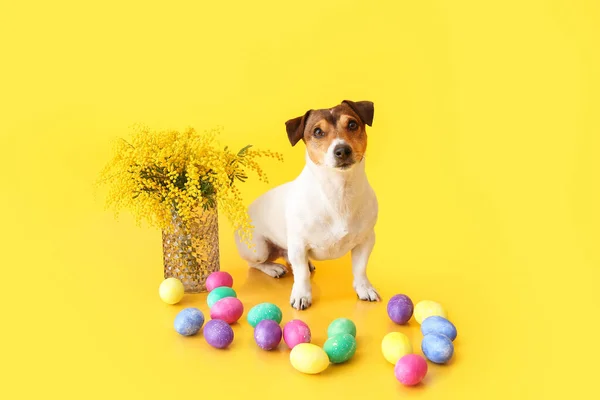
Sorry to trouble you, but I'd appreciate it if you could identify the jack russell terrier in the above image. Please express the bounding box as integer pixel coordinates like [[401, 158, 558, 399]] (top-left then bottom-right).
[[235, 100, 380, 310]]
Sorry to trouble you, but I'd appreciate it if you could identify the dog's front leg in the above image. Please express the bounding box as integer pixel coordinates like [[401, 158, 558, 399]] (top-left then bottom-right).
[[351, 230, 381, 302], [288, 243, 312, 310]]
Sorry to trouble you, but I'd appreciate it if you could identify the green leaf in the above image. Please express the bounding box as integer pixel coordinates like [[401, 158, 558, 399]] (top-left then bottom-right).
[[237, 145, 252, 157]]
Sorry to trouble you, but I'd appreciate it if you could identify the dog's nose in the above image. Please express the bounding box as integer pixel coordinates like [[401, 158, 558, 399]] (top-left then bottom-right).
[[334, 144, 352, 160]]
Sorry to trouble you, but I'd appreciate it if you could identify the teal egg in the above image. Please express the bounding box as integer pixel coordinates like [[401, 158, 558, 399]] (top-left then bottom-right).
[[207, 287, 237, 308], [247, 303, 283, 328], [323, 333, 357, 364], [327, 318, 357, 338]]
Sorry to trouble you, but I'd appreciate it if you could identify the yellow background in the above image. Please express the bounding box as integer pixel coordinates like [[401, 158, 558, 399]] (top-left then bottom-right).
[[1, 0, 598, 398]]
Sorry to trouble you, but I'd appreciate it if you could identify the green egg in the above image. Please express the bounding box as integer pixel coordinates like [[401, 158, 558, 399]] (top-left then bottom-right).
[[327, 318, 357, 338], [207, 287, 237, 308], [323, 333, 357, 364], [247, 302, 283, 328]]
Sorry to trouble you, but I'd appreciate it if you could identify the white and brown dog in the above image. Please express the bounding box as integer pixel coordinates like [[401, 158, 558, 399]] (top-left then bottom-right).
[[235, 100, 379, 310]]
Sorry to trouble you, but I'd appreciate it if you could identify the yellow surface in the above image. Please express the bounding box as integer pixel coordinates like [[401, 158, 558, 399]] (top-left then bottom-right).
[[0, 0, 599, 399]]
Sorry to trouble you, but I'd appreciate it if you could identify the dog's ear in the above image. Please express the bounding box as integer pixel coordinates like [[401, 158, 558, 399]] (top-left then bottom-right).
[[285, 110, 312, 146], [342, 100, 374, 126]]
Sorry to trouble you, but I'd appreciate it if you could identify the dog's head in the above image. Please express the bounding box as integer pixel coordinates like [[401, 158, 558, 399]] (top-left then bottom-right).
[[285, 100, 374, 170]]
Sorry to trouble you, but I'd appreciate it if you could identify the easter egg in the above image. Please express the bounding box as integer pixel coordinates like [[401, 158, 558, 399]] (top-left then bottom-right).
[[323, 333, 357, 364], [174, 307, 205, 336], [394, 354, 428, 386], [414, 300, 447, 324], [327, 318, 357, 338], [422, 333, 454, 364], [203, 319, 234, 349], [381, 332, 412, 365], [210, 297, 244, 324], [206, 271, 234, 292], [158, 277, 184, 304], [283, 320, 311, 349], [421, 316, 457, 341], [207, 286, 237, 308], [387, 294, 414, 324], [247, 303, 283, 328], [254, 319, 282, 350], [290, 343, 330, 374]]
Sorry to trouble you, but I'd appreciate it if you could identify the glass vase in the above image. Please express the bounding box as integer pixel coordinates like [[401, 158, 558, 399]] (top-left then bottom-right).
[[162, 206, 220, 293]]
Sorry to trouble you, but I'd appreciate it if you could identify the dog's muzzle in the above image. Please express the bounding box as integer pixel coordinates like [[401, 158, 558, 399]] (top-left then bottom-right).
[[333, 144, 354, 168]]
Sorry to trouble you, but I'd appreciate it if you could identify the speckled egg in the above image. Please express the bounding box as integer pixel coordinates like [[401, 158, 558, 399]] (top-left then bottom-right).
[[206, 271, 234, 292], [159, 277, 184, 305], [420, 316, 457, 341], [327, 318, 357, 338], [283, 320, 311, 349], [207, 286, 237, 308], [414, 300, 447, 324], [290, 343, 330, 374], [323, 333, 357, 364], [247, 303, 283, 328], [387, 294, 414, 325], [422, 333, 454, 364], [254, 319, 282, 350], [210, 297, 244, 324], [381, 332, 413, 365], [203, 319, 234, 349], [174, 307, 205, 336], [395, 354, 428, 386]]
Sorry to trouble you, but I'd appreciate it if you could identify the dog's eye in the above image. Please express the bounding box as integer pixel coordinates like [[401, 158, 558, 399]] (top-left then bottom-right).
[[313, 127, 325, 137], [348, 120, 358, 131]]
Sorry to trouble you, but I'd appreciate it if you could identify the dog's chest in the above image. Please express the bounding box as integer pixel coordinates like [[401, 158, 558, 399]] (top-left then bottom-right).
[[306, 211, 370, 261]]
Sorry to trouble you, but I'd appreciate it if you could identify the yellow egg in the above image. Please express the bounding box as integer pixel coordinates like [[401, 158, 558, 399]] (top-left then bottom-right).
[[159, 278, 184, 304], [290, 343, 330, 374], [381, 332, 413, 365], [414, 300, 447, 324]]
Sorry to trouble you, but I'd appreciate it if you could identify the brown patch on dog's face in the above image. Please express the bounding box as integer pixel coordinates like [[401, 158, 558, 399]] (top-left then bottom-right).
[[285, 100, 374, 168], [301, 102, 370, 168]]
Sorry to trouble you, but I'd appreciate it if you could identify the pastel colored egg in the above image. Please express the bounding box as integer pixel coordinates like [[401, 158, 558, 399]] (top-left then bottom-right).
[[203, 319, 234, 349], [254, 319, 283, 350], [381, 332, 413, 365], [174, 308, 205, 336], [323, 333, 357, 364], [206, 271, 234, 292], [414, 300, 447, 324], [422, 333, 454, 364], [327, 318, 357, 338], [394, 354, 428, 386], [210, 297, 244, 324], [289, 343, 330, 374], [283, 320, 311, 349], [158, 277, 184, 305], [420, 316, 457, 341], [247, 303, 283, 328], [387, 294, 414, 325], [207, 286, 237, 308]]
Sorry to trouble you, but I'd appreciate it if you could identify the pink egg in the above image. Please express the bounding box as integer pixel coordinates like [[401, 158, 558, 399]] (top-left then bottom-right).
[[394, 354, 428, 386], [283, 319, 311, 349], [210, 297, 244, 324], [206, 271, 234, 292]]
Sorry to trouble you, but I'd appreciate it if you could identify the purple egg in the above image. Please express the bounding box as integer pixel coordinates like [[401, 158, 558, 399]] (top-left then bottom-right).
[[254, 319, 282, 350], [387, 294, 414, 324], [203, 319, 234, 349]]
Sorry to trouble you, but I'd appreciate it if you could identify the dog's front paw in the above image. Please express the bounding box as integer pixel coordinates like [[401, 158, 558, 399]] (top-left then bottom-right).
[[354, 280, 381, 302], [290, 283, 312, 310]]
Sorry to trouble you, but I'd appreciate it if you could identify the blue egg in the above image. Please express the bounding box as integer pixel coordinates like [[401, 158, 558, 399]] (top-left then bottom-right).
[[174, 308, 205, 336], [421, 316, 458, 341], [422, 333, 454, 364]]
